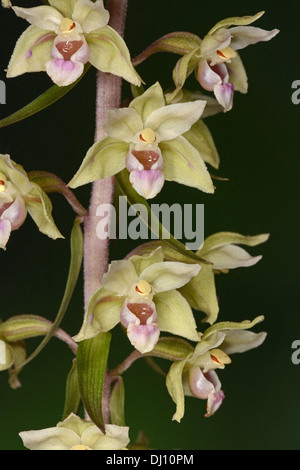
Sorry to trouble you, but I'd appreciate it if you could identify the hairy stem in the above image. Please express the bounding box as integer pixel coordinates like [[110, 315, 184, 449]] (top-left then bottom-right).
[[83, 0, 128, 309]]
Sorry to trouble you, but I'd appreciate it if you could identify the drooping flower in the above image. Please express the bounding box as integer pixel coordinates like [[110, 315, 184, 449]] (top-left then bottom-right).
[[168, 12, 279, 111], [0, 154, 62, 249], [69, 82, 214, 199], [73, 248, 201, 353], [6, 0, 141, 87], [19, 413, 130, 450], [166, 316, 266, 421]]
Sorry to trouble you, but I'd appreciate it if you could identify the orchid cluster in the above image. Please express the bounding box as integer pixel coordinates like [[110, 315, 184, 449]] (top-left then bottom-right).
[[1, 0, 278, 451]]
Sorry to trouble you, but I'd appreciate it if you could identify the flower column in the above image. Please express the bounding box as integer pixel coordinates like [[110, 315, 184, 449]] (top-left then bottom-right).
[[83, 0, 128, 309]]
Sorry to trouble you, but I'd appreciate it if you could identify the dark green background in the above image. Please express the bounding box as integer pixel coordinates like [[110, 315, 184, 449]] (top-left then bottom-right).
[[0, 0, 299, 450]]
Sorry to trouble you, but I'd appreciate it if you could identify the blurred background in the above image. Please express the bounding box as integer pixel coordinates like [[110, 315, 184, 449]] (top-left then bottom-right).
[[0, 0, 299, 450]]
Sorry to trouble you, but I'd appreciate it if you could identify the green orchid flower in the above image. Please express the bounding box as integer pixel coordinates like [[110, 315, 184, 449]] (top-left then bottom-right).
[[73, 248, 201, 353], [0, 154, 62, 249], [167, 12, 279, 111], [69, 82, 215, 199], [19, 413, 130, 450], [6, 0, 141, 87], [166, 316, 266, 421]]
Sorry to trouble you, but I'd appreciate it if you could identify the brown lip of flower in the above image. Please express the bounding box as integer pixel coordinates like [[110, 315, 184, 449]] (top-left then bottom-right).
[[56, 40, 84, 61]]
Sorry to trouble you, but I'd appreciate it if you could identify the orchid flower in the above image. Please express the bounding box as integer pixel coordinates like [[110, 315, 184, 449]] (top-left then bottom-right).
[[19, 413, 130, 450], [73, 248, 201, 353], [166, 316, 266, 421], [6, 0, 141, 87], [0, 154, 62, 249], [69, 81, 214, 199], [168, 12, 279, 111]]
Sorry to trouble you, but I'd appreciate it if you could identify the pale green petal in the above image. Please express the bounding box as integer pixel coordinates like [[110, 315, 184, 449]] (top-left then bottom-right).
[[73, 287, 125, 342], [192, 331, 226, 362], [202, 316, 265, 340], [7, 25, 54, 78], [166, 48, 200, 103], [104, 108, 143, 142], [25, 183, 63, 240], [166, 357, 190, 422], [229, 26, 280, 51], [227, 53, 248, 94], [0, 340, 14, 371], [161, 136, 215, 193], [0, 154, 32, 195], [200, 28, 231, 58], [73, 0, 109, 33], [129, 82, 165, 123], [155, 290, 199, 341], [183, 119, 220, 169], [87, 25, 141, 85], [145, 100, 206, 142], [128, 247, 164, 277], [83, 424, 129, 450], [68, 137, 128, 189], [48, 0, 75, 18], [141, 261, 200, 293], [12, 6, 63, 31], [221, 330, 267, 355], [102, 260, 138, 295], [58, 413, 94, 436], [199, 232, 270, 255], [179, 265, 219, 324], [19, 427, 80, 450], [203, 244, 263, 270], [208, 11, 265, 35]]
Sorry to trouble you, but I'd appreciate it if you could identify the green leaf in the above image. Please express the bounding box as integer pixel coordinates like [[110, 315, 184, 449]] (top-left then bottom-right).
[[132, 32, 202, 66], [14, 218, 83, 370], [115, 169, 211, 265], [0, 64, 91, 128], [62, 359, 81, 420], [77, 332, 111, 430], [110, 377, 125, 426]]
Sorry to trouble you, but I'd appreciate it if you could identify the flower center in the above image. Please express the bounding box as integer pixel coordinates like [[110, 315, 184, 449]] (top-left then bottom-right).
[[71, 444, 88, 450], [56, 40, 84, 61], [135, 280, 152, 296], [127, 302, 154, 325], [210, 349, 231, 366], [132, 149, 160, 170], [139, 128, 156, 144], [216, 46, 237, 61], [59, 17, 76, 34], [0, 172, 7, 193]]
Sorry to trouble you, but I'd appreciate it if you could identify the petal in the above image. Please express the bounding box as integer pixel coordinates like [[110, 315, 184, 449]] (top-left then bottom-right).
[[200, 28, 232, 58], [141, 261, 201, 293], [166, 357, 191, 422], [0, 219, 12, 250], [87, 25, 141, 85], [130, 82, 165, 123], [145, 100, 206, 141], [183, 119, 220, 169], [25, 183, 63, 240], [160, 136, 215, 194], [72, 0, 109, 33], [226, 53, 248, 94], [196, 59, 222, 91], [206, 389, 225, 417], [68, 137, 128, 189], [128, 247, 164, 276], [104, 108, 143, 143], [52, 34, 90, 63], [199, 232, 270, 255], [7, 26, 54, 77], [127, 323, 160, 353], [1, 196, 27, 230], [229, 26, 280, 51], [82, 424, 130, 450], [45, 57, 84, 86], [221, 330, 267, 354], [188, 366, 214, 399], [166, 48, 200, 103], [120, 300, 157, 328], [12, 6, 63, 32], [203, 244, 263, 269], [155, 290, 199, 342], [179, 265, 219, 325], [48, 0, 74, 18], [207, 11, 265, 35], [129, 170, 165, 199], [19, 427, 80, 450], [214, 82, 234, 112], [102, 260, 138, 295], [0, 340, 14, 371]]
